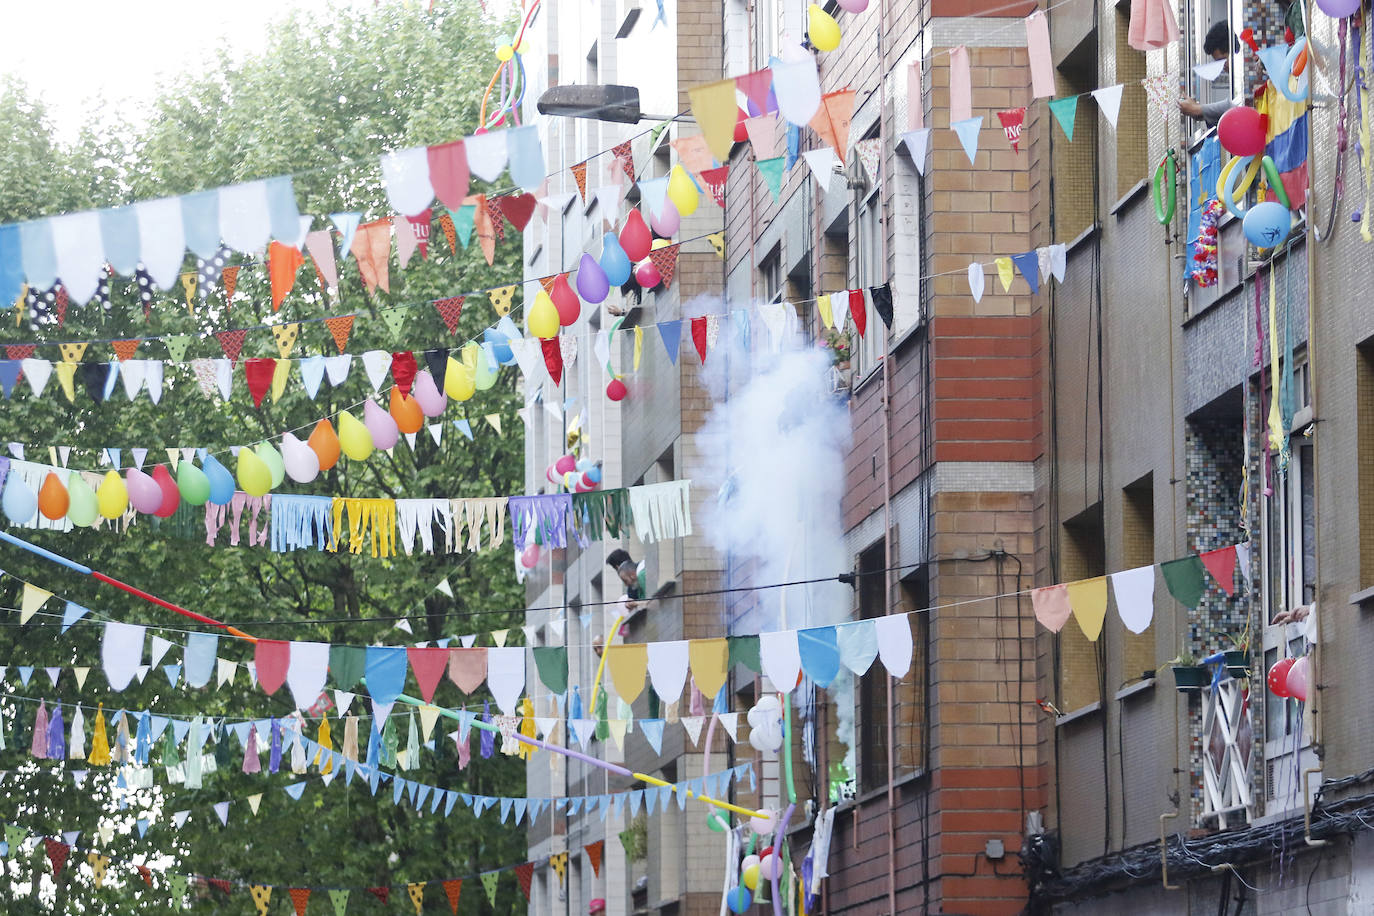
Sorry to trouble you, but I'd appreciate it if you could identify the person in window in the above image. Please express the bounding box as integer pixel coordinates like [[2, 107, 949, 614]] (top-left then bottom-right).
[[1278, 0, 1305, 41], [1179, 21, 1237, 126], [606, 548, 646, 613]]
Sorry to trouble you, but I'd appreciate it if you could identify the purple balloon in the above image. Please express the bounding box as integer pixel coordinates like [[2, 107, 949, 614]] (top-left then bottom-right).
[[576, 252, 610, 303]]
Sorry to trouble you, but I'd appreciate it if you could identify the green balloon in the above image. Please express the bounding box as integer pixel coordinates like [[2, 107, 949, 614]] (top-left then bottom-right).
[[66, 473, 98, 527], [176, 460, 211, 506], [255, 442, 285, 489]]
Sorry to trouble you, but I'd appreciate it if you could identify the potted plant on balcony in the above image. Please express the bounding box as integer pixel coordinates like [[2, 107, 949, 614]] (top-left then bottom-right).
[[1167, 651, 1210, 691], [1220, 628, 1252, 679]]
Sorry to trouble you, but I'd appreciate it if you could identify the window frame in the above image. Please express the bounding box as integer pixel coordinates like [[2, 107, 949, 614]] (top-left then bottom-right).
[[852, 183, 885, 378]]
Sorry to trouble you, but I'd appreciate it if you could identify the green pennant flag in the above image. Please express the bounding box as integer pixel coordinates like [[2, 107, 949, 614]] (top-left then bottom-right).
[[1047, 96, 1080, 141], [480, 871, 500, 907], [649, 120, 671, 151], [595, 684, 610, 741], [2, 825, 25, 856], [756, 156, 785, 201], [533, 647, 569, 694], [168, 874, 189, 902], [379, 307, 408, 339], [454, 205, 476, 248], [728, 636, 762, 673], [329, 889, 351, 916], [329, 646, 366, 690], [1160, 556, 1207, 609], [164, 335, 193, 363]]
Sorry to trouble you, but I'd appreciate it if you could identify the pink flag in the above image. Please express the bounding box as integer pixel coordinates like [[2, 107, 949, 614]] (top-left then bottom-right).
[[1032, 584, 1072, 632], [949, 46, 972, 124]]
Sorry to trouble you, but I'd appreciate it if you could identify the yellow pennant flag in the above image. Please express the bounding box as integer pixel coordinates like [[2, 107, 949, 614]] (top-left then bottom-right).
[[249, 885, 272, 916], [550, 851, 568, 884], [418, 704, 440, 741], [180, 273, 197, 314], [54, 363, 77, 401], [14, 284, 26, 326], [87, 852, 109, 887], [407, 883, 425, 915], [20, 584, 53, 624], [489, 284, 516, 316], [485, 414, 502, 436], [605, 643, 649, 704], [491, 628, 509, 647], [817, 294, 833, 329], [271, 359, 291, 403], [58, 342, 87, 363], [247, 792, 263, 814], [272, 322, 301, 359], [689, 78, 741, 161], [995, 257, 1014, 293], [687, 637, 729, 698], [634, 326, 644, 370], [316, 716, 333, 773], [706, 231, 726, 259], [1066, 576, 1108, 642], [165, 448, 179, 470]]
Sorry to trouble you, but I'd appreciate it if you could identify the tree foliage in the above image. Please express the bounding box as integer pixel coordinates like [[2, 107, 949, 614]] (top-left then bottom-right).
[[0, 3, 531, 912]]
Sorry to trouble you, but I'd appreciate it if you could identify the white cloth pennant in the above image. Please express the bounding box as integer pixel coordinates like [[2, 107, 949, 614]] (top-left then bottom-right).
[[144, 361, 164, 404], [1090, 85, 1124, 129], [801, 148, 838, 192], [49, 211, 105, 305], [286, 642, 330, 711], [22, 360, 51, 398], [759, 630, 801, 691], [134, 197, 186, 290], [1110, 565, 1156, 634], [900, 128, 932, 176], [646, 641, 690, 703], [299, 355, 326, 400], [873, 615, 914, 677], [464, 130, 509, 183], [968, 262, 985, 302], [379, 147, 434, 216], [323, 355, 352, 387], [121, 362, 147, 401], [148, 635, 174, 668], [361, 350, 392, 392], [716, 712, 739, 742], [102, 622, 146, 691]]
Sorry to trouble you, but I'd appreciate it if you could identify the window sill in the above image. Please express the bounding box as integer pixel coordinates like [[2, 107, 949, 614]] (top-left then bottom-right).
[[1350, 585, 1374, 608], [850, 362, 884, 395], [829, 769, 929, 819], [1115, 678, 1156, 701], [1109, 179, 1149, 217], [1055, 701, 1102, 727]]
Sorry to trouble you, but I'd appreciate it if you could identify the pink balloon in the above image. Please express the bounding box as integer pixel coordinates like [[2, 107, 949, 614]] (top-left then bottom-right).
[[635, 261, 662, 288], [554, 454, 577, 475], [1286, 656, 1312, 702], [411, 370, 447, 417], [649, 198, 680, 237], [521, 543, 541, 568], [835, 0, 869, 10], [125, 468, 163, 515], [363, 398, 399, 450], [280, 432, 321, 484]]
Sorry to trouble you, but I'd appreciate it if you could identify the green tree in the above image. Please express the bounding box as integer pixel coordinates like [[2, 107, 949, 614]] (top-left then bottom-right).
[[0, 3, 533, 912]]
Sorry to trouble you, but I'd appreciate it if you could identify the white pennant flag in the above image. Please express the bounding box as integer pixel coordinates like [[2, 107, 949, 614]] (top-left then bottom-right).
[[1090, 85, 1123, 129], [1194, 59, 1226, 83], [900, 129, 932, 176], [968, 262, 985, 302], [801, 148, 838, 193]]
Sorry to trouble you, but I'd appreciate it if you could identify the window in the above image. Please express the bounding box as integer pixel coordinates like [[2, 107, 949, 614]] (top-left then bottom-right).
[[1188, 0, 1242, 139], [754, 0, 778, 70], [1058, 505, 1105, 714], [1114, 10, 1148, 195], [1359, 343, 1374, 586], [1053, 33, 1098, 239], [1121, 476, 1156, 682], [852, 185, 885, 377], [759, 246, 783, 304], [856, 541, 889, 791], [1263, 439, 1314, 624]]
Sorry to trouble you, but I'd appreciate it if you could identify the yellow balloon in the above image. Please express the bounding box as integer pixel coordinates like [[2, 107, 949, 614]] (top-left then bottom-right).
[[527, 290, 560, 339], [667, 164, 700, 217], [652, 237, 671, 251], [96, 470, 128, 520], [496, 44, 514, 61], [444, 356, 476, 401], [236, 448, 272, 498], [742, 865, 761, 892], [337, 410, 375, 461], [808, 4, 841, 52]]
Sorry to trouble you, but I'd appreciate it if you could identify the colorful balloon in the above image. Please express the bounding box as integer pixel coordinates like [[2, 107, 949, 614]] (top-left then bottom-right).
[[667, 164, 700, 216], [551, 273, 582, 326], [445, 358, 476, 401], [151, 464, 180, 518], [1317, 0, 1360, 16], [203, 455, 237, 506], [635, 261, 662, 288], [726, 887, 752, 914], [527, 290, 560, 339], [650, 198, 681, 237], [835, 0, 869, 12], [555, 454, 578, 475], [338, 410, 375, 461], [807, 3, 842, 51], [620, 209, 652, 261], [483, 328, 515, 365], [576, 253, 610, 304], [255, 442, 286, 488], [176, 460, 211, 506], [1287, 655, 1312, 702], [389, 387, 425, 434], [741, 864, 761, 891], [96, 470, 129, 520], [607, 378, 628, 401], [281, 433, 321, 484], [126, 468, 163, 515], [758, 853, 782, 881], [363, 399, 399, 450], [1268, 657, 1296, 698], [37, 472, 69, 521], [67, 473, 98, 527], [474, 344, 498, 391], [600, 233, 633, 286], [411, 370, 447, 417], [236, 448, 272, 497], [1242, 200, 1292, 248], [308, 419, 341, 471], [1, 474, 35, 523], [520, 543, 541, 568], [1217, 107, 1266, 157]]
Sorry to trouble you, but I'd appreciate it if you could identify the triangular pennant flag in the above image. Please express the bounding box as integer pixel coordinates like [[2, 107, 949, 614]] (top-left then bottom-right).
[[408, 883, 425, 914], [690, 79, 741, 161], [801, 148, 837, 191], [435, 296, 465, 334], [329, 889, 351, 916], [325, 315, 355, 354], [1090, 84, 1123, 128], [514, 863, 535, 901], [1160, 556, 1207, 608], [900, 128, 932, 175], [480, 871, 500, 907], [571, 161, 589, 202], [612, 141, 636, 183], [215, 329, 248, 363], [657, 320, 683, 364], [648, 243, 680, 288], [331, 213, 362, 260], [21, 585, 52, 624], [951, 117, 982, 166], [272, 323, 300, 359], [996, 108, 1026, 152], [1065, 576, 1108, 642], [1199, 547, 1238, 596], [289, 888, 311, 916], [111, 339, 139, 362], [164, 336, 192, 362], [810, 90, 855, 164], [700, 165, 728, 207], [756, 156, 785, 200], [1047, 95, 1080, 141], [1010, 251, 1040, 294], [585, 840, 604, 876], [1193, 59, 1226, 82], [489, 285, 516, 317]]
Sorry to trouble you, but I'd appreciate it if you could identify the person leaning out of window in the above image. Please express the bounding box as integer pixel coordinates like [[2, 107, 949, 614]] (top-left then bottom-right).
[[1179, 21, 1238, 127]]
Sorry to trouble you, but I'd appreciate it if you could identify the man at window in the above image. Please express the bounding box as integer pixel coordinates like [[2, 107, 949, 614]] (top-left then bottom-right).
[[1179, 22, 1236, 126]]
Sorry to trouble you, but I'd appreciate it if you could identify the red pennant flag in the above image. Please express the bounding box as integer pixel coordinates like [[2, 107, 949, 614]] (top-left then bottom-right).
[[571, 160, 589, 202], [289, 888, 311, 916], [406, 209, 433, 258], [325, 315, 355, 354], [222, 265, 240, 302], [244, 358, 277, 408], [612, 141, 635, 183], [691, 316, 709, 363], [498, 193, 538, 232], [585, 841, 604, 877], [268, 241, 305, 311], [849, 289, 867, 338], [514, 863, 534, 900], [5, 345, 35, 360], [207, 877, 232, 895], [736, 70, 773, 114], [438, 213, 457, 253], [55, 286, 68, 327], [648, 244, 681, 289], [1200, 547, 1238, 596], [136, 865, 153, 887], [996, 108, 1027, 152], [443, 879, 463, 914], [215, 329, 248, 363], [43, 839, 69, 877], [391, 351, 418, 397], [111, 340, 140, 362], [541, 338, 563, 386], [538, 275, 558, 295], [485, 196, 507, 241], [428, 141, 471, 211], [407, 647, 449, 703], [254, 639, 290, 695], [700, 166, 728, 207], [435, 297, 464, 334], [367, 887, 390, 905]]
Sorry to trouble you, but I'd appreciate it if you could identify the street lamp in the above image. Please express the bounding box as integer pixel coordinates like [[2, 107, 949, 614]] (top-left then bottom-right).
[[536, 84, 687, 124]]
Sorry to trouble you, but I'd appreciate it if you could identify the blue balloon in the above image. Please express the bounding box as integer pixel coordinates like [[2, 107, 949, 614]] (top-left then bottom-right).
[[726, 887, 752, 914], [483, 328, 516, 365], [586, 465, 602, 484], [1242, 200, 1292, 248], [2, 475, 35, 523], [202, 454, 236, 506], [600, 233, 632, 286]]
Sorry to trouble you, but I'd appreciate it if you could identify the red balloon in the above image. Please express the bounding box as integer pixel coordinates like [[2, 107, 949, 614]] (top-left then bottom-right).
[[734, 107, 749, 143], [607, 378, 628, 401], [1218, 107, 1266, 157], [620, 209, 652, 262], [1268, 657, 1296, 698], [551, 273, 581, 326], [635, 261, 662, 288], [151, 464, 181, 518]]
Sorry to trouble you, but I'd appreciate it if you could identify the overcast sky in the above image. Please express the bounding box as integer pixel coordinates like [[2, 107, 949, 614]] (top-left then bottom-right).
[[1, 0, 361, 141]]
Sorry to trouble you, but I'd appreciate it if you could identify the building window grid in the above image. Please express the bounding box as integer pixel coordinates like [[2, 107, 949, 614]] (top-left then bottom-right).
[[853, 185, 884, 378]]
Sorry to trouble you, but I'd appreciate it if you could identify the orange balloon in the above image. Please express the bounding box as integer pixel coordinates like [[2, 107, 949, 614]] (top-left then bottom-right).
[[37, 472, 69, 520], [308, 419, 341, 470], [389, 387, 425, 435]]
